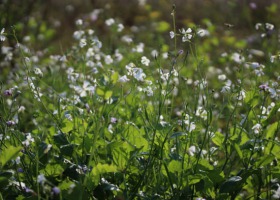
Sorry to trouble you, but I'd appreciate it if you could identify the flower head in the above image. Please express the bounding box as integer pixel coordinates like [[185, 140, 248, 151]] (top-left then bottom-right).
[[0, 28, 6, 41]]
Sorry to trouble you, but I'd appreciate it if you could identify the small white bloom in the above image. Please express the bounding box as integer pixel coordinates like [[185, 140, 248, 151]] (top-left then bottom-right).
[[252, 123, 262, 134], [265, 23, 274, 30], [104, 55, 113, 65], [141, 56, 150, 66], [22, 133, 35, 147], [105, 18, 115, 26], [79, 38, 87, 48], [117, 23, 124, 32], [75, 19, 83, 26], [218, 74, 227, 81], [119, 75, 130, 83], [170, 31, 175, 39], [255, 23, 262, 30], [188, 146, 196, 156], [0, 28, 6, 41]]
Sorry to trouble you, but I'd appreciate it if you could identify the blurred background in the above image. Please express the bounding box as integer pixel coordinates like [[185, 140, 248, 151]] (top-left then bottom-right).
[[1, 0, 279, 51]]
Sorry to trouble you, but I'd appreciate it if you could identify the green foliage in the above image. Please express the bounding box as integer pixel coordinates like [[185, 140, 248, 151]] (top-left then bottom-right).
[[1, 1, 280, 199]]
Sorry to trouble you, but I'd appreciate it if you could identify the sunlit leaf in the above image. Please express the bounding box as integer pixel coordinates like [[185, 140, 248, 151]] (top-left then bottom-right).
[[0, 146, 21, 167]]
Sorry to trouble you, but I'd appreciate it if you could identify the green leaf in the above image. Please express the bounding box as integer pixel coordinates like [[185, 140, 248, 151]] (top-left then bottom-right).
[[255, 154, 275, 168], [212, 132, 225, 147], [220, 176, 243, 193], [53, 132, 69, 145], [265, 122, 278, 140], [60, 144, 75, 157], [96, 88, 104, 96], [111, 72, 119, 84], [233, 142, 243, 159], [61, 120, 74, 133], [104, 90, 113, 100], [92, 163, 117, 175], [188, 174, 204, 185], [168, 160, 182, 173], [0, 146, 21, 167]]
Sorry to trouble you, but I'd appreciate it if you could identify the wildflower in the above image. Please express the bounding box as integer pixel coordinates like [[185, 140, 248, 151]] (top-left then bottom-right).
[[0, 28, 6, 41], [37, 174, 46, 184], [105, 18, 115, 26], [75, 19, 83, 26], [133, 43, 145, 53], [259, 84, 270, 91], [117, 23, 124, 32], [252, 123, 262, 135], [170, 31, 175, 39], [34, 67, 43, 78], [6, 120, 16, 126], [255, 23, 262, 30], [180, 28, 192, 42], [79, 38, 87, 48], [4, 89, 13, 96], [265, 23, 274, 30], [22, 133, 35, 147], [74, 81, 95, 97], [272, 184, 280, 199], [231, 52, 244, 64], [73, 30, 84, 40], [197, 28, 210, 37], [188, 145, 196, 156], [121, 35, 133, 44], [104, 55, 113, 65], [141, 56, 150, 66], [218, 74, 227, 81], [119, 75, 130, 83], [52, 187, 60, 195]]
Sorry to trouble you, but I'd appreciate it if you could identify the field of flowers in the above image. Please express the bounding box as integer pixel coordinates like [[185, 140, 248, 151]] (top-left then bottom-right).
[[1, 1, 280, 200]]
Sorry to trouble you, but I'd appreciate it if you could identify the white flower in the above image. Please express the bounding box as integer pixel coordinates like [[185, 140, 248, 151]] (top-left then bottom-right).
[[105, 18, 115, 26], [121, 35, 133, 44], [117, 24, 124, 32], [180, 28, 192, 42], [37, 174, 46, 184], [119, 75, 130, 83], [170, 31, 175, 39], [188, 146, 196, 156], [265, 23, 274, 30], [272, 185, 280, 199], [133, 68, 146, 81], [79, 38, 87, 48], [218, 74, 227, 81], [0, 28, 6, 41], [141, 56, 150, 66], [73, 30, 84, 40], [255, 23, 262, 30], [252, 123, 262, 134], [22, 133, 35, 147], [197, 29, 210, 37], [104, 55, 113, 65], [74, 81, 95, 97], [75, 19, 83, 26]]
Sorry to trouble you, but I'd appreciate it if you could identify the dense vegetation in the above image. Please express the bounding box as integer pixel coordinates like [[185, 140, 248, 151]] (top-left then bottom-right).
[[1, 1, 280, 199]]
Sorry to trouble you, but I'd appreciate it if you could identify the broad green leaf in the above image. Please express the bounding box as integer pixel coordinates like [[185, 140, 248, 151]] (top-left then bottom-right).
[[104, 90, 113, 100], [255, 154, 275, 168], [220, 176, 243, 193], [168, 160, 182, 173], [111, 72, 119, 84], [0, 146, 21, 167], [265, 122, 278, 140], [61, 120, 74, 133], [60, 144, 75, 157], [42, 164, 64, 176], [92, 163, 117, 175], [53, 132, 69, 145], [188, 174, 204, 185], [96, 88, 104, 96], [198, 159, 214, 170], [212, 132, 225, 147]]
